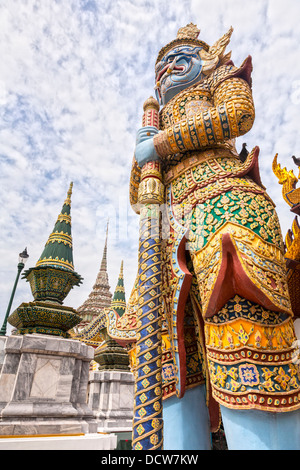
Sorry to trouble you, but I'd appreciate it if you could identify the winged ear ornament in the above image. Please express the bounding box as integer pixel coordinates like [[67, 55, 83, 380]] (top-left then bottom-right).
[[200, 26, 233, 75]]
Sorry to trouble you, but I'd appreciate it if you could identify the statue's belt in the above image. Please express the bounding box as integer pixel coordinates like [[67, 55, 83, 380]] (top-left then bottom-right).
[[163, 148, 240, 185]]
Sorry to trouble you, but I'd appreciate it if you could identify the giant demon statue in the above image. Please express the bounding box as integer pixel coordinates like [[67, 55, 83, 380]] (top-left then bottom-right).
[[129, 24, 300, 450]]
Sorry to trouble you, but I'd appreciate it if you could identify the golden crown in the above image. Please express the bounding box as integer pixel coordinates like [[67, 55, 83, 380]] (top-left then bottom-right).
[[156, 23, 233, 69], [156, 23, 210, 64]]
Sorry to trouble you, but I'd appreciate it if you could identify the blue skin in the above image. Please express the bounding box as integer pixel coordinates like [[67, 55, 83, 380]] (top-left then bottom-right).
[[135, 126, 160, 168], [135, 46, 203, 167]]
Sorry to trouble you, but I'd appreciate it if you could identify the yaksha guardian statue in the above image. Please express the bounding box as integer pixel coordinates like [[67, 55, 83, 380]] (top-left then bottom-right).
[[130, 24, 300, 450]]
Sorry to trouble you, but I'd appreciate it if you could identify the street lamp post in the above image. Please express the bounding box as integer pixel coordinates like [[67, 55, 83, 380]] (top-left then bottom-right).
[[0, 248, 29, 336]]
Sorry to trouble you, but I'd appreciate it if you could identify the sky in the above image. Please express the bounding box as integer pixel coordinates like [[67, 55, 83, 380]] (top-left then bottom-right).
[[1, 0, 300, 333]]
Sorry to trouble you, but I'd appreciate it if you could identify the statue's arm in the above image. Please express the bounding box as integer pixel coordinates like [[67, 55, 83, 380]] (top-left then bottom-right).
[[153, 67, 255, 158]]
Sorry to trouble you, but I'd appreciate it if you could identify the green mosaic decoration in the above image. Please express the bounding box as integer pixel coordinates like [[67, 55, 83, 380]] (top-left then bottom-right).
[[94, 332, 130, 370], [8, 301, 81, 338], [24, 266, 82, 304]]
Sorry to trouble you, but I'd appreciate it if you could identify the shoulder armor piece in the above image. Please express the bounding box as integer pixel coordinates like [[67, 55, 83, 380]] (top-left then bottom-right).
[[208, 56, 253, 93]]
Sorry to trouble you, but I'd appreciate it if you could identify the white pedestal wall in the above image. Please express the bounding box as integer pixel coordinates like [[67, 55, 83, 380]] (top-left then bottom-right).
[[0, 334, 99, 436], [88, 370, 134, 433]]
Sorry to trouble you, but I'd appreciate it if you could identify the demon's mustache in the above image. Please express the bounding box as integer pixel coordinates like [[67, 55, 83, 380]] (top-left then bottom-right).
[[154, 58, 185, 90]]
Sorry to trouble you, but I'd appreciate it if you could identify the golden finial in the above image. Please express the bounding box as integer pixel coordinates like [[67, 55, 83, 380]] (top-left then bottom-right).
[[177, 23, 200, 40], [64, 182, 73, 206], [143, 96, 160, 112]]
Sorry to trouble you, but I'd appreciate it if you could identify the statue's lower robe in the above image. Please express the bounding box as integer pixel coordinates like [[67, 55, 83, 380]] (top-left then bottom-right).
[[161, 152, 300, 421]]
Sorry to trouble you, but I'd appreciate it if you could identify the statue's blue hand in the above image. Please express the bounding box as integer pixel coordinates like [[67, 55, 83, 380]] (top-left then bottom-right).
[[135, 126, 160, 167], [136, 126, 159, 144]]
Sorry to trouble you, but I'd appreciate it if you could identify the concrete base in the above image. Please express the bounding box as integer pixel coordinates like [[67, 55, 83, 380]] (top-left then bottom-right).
[[0, 334, 98, 436], [0, 337, 7, 374], [0, 433, 117, 450], [88, 370, 134, 433]]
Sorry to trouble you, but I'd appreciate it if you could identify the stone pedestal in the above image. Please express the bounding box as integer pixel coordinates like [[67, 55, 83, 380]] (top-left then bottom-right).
[[0, 334, 98, 436], [0, 336, 7, 374], [88, 370, 134, 433], [0, 433, 117, 450]]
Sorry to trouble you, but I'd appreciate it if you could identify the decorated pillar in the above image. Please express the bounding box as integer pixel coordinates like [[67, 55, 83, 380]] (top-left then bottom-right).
[[132, 97, 164, 450]]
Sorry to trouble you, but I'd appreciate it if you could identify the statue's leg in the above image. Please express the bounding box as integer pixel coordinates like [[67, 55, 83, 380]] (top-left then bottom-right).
[[161, 288, 213, 450], [221, 316, 300, 450], [163, 385, 211, 450], [221, 406, 300, 450]]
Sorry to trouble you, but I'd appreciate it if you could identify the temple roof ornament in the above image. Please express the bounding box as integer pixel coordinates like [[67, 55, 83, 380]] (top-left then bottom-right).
[[93, 261, 130, 371], [75, 222, 112, 329], [272, 153, 300, 318], [272, 154, 299, 208], [71, 259, 127, 351], [105, 276, 137, 347], [71, 259, 131, 371]]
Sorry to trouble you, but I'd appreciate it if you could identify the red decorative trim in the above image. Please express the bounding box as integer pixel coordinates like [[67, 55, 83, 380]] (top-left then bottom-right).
[[206, 346, 293, 365], [225, 55, 253, 87], [205, 233, 284, 318], [212, 387, 300, 412], [162, 382, 177, 399], [191, 295, 220, 433], [175, 235, 192, 398], [162, 350, 173, 363]]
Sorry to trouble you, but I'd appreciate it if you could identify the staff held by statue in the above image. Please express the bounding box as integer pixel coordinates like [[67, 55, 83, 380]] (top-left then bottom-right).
[[132, 97, 164, 450]]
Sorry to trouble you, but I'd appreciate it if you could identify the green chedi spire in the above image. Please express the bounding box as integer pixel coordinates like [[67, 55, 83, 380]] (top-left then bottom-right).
[[22, 182, 82, 305], [8, 182, 82, 338], [111, 260, 126, 317], [94, 259, 130, 371], [36, 182, 74, 271]]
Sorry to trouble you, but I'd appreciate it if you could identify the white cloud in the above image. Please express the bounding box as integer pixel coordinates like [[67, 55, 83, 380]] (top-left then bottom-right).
[[1, 0, 300, 333]]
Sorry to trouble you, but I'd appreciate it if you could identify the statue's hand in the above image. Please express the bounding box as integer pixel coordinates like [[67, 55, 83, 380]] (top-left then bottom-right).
[[135, 126, 159, 167]]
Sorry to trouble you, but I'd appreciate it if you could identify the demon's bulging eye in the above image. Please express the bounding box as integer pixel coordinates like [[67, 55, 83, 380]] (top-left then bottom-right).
[[167, 55, 176, 63]]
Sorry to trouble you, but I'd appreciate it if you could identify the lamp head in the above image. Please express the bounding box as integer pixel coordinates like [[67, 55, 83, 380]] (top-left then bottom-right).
[[19, 247, 29, 265]]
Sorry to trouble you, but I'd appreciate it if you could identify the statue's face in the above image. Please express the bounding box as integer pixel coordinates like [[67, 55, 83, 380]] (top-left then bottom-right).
[[155, 45, 203, 106]]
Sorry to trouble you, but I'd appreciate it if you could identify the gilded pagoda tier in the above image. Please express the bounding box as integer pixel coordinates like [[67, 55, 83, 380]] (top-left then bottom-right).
[[76, 226, 112, 330]]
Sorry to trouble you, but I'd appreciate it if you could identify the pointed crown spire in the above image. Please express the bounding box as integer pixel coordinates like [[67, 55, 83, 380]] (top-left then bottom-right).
[[36, 182, 75, 272]]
